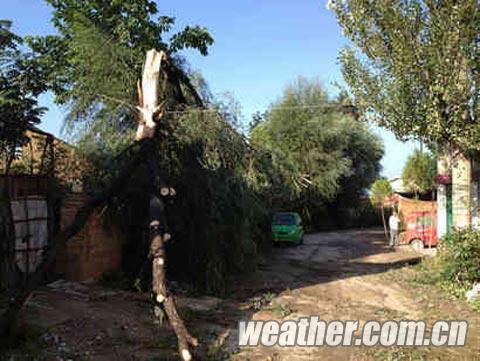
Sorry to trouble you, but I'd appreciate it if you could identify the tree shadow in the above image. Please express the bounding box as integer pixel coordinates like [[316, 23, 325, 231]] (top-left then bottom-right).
[[195, 228, 426, 358]]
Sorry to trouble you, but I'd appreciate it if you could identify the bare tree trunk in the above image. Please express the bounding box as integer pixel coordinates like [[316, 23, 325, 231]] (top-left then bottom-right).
[[147, 157, 197, 361], [4, 149, 14, 176], [429, 189, 434, 248], [381, 206, 389, 243]]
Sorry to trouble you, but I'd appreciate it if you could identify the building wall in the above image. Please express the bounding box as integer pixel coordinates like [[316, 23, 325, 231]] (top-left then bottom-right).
[[54, 194, 122, 281], [2, 131, 122, 283], [437, 184, 448, 238], [2, 128, 91, 192]]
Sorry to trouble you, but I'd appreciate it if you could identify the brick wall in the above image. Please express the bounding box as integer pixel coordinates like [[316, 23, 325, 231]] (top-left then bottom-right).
[[54, 193, 122, 281]]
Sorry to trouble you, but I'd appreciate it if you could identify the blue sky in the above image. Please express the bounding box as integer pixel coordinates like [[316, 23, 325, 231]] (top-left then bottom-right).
[[3, 0, 418, 178]]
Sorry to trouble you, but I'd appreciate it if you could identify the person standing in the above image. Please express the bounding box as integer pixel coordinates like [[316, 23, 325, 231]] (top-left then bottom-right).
[[389, 211, 400, 248]]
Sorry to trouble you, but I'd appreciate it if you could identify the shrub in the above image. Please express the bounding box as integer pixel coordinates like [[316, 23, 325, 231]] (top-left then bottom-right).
[[438, 229, 480, 287], [420, 229, 480, 299]]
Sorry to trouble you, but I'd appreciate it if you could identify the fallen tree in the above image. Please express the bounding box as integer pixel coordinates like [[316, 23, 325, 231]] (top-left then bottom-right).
[[137, 49, 197, 360]]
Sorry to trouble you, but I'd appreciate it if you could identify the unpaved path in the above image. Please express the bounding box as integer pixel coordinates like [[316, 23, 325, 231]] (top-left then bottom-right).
[[230, 229, 479, 361], [9, 228, 479, 360]]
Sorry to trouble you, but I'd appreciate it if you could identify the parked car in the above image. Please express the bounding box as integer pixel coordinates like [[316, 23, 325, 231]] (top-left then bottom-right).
[[399, 211, 437, 250], [272, 212, 304, 245]]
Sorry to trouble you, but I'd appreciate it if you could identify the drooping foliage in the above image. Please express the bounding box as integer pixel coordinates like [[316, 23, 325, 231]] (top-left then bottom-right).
[[87, 107, 285, 294], [22, 2, 268, 293], [402, 150, 436, 196], [25, 0, 213, 139], [0, 20, 45, 174], [19, 2, 385, 293], [161, 113, 275, 292], [328, 0, 480, 151], [250, 78, 384, 229]]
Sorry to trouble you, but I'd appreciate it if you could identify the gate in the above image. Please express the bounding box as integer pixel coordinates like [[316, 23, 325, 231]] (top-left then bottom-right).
[[0, 175, 53, 288]]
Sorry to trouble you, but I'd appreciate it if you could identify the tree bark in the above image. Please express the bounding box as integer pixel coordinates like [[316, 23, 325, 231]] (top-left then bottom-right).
[[136, 49, 197, 361], [147, 157, 197, 361], [381, 206, 389, 243]]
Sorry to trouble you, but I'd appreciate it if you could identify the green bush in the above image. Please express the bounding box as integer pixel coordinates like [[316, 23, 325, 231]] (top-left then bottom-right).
[[420, 229, 480, 299], [438, 229, 480, 287]]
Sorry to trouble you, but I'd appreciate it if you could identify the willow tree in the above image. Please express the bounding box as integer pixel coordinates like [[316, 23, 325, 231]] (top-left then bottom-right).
[[1, 2, 214, 359], [250, 78, 384, 224], [328, 0, 479, 151], [2, 48, 210, 361], [24, 0, 213, 139]]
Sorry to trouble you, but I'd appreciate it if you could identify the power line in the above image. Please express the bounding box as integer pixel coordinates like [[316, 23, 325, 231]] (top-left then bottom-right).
[[164, 102, 351, 115], [93, 92, 353, 115]]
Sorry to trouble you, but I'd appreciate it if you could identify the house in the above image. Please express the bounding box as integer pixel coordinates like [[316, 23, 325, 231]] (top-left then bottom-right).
[[0, 127, 122, 288], [1, 126, 91, 190], [389, 177, 410, 195]]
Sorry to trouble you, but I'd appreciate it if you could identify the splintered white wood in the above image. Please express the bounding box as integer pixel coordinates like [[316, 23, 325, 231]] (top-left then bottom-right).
[[136, 49, 165, 140]]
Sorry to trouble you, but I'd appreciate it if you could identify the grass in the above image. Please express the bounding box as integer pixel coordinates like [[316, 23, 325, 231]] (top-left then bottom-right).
[[413, 258, 480, 315], [380, 260, 480, 315], [471, 299, 480, 313], [360, 263, 480, 361]]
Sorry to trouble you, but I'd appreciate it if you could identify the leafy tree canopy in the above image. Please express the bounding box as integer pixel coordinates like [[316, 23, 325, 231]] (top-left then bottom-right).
[[24, 0, 214, 130], [370, 177, 393, 207], [402, 149, 436, 195], [329, 0, 479, 151], [250, 77, 384, 201]]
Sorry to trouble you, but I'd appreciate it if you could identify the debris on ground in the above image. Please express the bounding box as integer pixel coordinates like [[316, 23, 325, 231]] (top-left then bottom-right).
[[177, 296, 223, 312], [46, 279, 90, 300], [466, 283, 480, 302], [3, 229, 478, 360]]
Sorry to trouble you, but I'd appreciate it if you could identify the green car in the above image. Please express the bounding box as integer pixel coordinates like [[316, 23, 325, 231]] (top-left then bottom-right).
[[272, 212, 304, 245]]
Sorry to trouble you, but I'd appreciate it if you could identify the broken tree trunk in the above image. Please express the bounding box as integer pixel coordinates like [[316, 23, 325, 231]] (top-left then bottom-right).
[[148, 157, 198, 361], [1, 49, 197, 361], [135, 50, 165, 141], [136, 49, 197, 361]]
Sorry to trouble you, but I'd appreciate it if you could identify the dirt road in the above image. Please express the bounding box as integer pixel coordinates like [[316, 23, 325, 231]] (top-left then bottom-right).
[[230, 229, 479, 361], [11, 229, 479, 360]]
